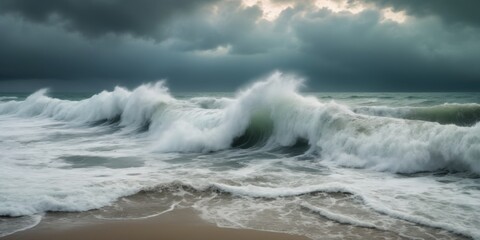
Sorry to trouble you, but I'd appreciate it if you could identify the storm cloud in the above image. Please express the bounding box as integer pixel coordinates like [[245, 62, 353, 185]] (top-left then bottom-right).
[[0, 0, 479, 92], [0, 0, 217, 39]]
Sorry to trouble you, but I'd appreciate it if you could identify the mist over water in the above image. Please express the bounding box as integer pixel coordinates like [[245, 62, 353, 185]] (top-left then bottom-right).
[[1, 72, 479, 239]]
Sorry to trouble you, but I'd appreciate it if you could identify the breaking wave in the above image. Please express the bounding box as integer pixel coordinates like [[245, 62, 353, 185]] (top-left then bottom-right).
[[1, 72, 479, 174]]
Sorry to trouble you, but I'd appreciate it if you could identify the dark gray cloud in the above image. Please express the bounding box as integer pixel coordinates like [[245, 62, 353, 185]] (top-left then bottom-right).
[[289, 8, 480, 90], [0, 12, 280, 91], [0, 0, 479, 92], [361, 0, 480, 27], [0, 0, 217, 39]]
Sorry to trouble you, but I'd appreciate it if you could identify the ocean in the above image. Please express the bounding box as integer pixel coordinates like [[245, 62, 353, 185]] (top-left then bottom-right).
[[1, 73, 479, 239]]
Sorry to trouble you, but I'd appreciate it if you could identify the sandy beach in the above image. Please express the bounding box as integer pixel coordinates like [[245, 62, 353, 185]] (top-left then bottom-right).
[[3, 208, 309, 240]]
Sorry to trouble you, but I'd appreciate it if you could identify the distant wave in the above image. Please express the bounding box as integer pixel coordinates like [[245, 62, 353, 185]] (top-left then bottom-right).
[[1, 72, 479, 174], [0, 96, 18, 101], [354, 103, 480, 126]]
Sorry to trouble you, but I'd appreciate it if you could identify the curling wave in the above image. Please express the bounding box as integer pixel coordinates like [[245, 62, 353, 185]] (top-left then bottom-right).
[[1, 72, 479, 174]]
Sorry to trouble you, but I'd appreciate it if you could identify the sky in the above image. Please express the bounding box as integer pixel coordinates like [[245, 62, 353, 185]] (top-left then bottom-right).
[[0, 0, 479, 92]]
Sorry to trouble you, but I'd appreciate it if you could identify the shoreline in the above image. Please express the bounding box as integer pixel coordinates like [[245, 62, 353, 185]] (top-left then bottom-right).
[[2, 208, 309, 240]]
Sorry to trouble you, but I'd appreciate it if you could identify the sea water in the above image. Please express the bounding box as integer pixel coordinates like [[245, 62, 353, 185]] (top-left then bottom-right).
[[1, 73, 479, 239]]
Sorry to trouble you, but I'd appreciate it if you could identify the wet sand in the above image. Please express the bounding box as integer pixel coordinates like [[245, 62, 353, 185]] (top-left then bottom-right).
[[3, 208, 309, 240]]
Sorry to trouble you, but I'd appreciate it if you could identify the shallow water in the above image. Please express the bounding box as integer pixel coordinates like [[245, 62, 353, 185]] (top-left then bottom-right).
[[1, 73, 479, 239]]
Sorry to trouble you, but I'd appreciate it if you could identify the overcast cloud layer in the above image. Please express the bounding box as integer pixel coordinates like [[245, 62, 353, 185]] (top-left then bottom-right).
[[0, 0, 479, 92]]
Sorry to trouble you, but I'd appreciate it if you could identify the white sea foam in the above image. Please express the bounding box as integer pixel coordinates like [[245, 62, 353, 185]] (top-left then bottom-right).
[[94, 202, 179, 221], [300, 202, 378, 229], [205, 182, 479, 239], [0, 215, 42, 237]]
